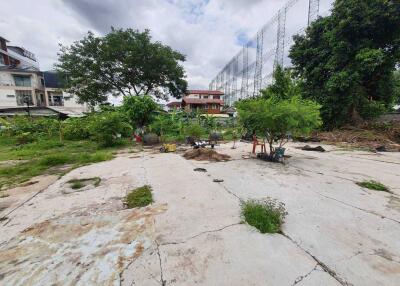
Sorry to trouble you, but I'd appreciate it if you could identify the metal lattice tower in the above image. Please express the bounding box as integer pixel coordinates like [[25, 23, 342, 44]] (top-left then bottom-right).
[[274, 7, 287, 69], [240, 45, 249, 98], [308, 0, 320, 26], [253, 31, 264, 97]]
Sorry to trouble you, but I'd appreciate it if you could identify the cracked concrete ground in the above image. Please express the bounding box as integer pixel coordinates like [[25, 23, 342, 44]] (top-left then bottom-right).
[[0, 142, 399, 285]]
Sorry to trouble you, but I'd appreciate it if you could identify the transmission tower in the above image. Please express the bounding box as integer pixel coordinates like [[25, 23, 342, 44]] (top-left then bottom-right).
[[308, 0, 320, 26]]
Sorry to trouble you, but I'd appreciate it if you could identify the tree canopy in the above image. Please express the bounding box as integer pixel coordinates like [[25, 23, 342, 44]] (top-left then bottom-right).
[[289, 0, 400, 128], [57, 28, 188, 105], [236, 96, 322, 154], [121, 95, 159, 129]]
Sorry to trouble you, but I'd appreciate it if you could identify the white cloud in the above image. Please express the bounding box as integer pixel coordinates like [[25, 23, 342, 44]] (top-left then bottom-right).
[[0, 0, 333, 90]]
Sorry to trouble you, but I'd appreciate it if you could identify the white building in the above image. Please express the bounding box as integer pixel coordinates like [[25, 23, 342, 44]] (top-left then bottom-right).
[[0, 36, 88, 116]]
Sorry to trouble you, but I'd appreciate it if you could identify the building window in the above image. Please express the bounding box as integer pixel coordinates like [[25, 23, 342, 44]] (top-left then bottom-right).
[[13, 75, 31, 87], [16, 90, 33, 106], [49, 92, 64, 106]]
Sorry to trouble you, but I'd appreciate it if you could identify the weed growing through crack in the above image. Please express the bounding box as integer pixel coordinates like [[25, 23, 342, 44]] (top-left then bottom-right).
[[125, 185, 153, 208], [67, 177, 101, 190], [356, 180, 390, 192], [241, 198, 288, 234]]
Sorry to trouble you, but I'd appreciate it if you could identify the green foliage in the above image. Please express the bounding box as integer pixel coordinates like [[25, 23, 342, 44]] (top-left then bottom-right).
[[356, 180, 390, 192], [289, 0, 400, 128], [241, 198, 288, 234], [0, 136, 119, 190], [89, 111, 132, 147], [63, 117, 92, 140], [5, 116, 59, 137], [125, 185, 153, 208], [67, 177, 101, 189], [16, 132, 35, 145], [261, 65, 301, 100], [57, 28, 187, 104], [236, 96, 321, 153], [122, 95, 159, 129], [184, 123, 207, 139]]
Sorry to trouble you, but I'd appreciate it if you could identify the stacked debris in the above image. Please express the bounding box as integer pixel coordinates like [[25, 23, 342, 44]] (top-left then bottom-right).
[[183, 149, 230, 162]]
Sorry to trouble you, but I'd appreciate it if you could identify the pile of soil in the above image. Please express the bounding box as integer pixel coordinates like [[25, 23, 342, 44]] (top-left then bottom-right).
[[312, 122, 400, 152], [183, 148, 231, 162]]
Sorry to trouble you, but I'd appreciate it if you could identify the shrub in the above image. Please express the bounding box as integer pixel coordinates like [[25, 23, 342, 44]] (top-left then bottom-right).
[[241, 198, 288, 234], [184, 123, 206, 139], [236, 96, 321, 157], [359, 100, 387, 120], [16, 132, 35, 145], [356, 180, 390, 192], [89, 111, 132, 147], [7, 116, 59, 137], [125, 185, 153, 208], [63, 117, 92, 140], [122, 95, 158, 129]]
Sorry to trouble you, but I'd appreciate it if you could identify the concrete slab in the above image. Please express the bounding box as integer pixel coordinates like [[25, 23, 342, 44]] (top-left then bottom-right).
[[0, 143, 399, 285]]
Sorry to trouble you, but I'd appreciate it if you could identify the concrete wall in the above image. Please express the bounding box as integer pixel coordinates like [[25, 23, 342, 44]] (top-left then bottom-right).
[[0, 89, 17, 107]]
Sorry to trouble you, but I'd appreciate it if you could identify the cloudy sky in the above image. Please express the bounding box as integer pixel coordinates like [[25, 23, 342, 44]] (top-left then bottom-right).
[[0, 0, 332, 89]]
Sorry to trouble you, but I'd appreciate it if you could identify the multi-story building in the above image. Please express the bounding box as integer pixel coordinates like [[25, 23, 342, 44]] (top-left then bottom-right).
[[181, 90, 224, 114], [0, 36, 88, 115]]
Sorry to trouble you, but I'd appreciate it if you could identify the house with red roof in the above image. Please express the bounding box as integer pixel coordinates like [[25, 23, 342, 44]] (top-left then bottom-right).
[[181, 90, 224, 114]]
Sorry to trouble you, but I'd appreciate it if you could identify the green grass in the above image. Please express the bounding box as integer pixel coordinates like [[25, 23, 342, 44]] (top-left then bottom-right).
[[0, 136, 124, 191], [241, 199, 288, 234], [356, 180, 390, 192], [67, 177, 101, 189], [70, 181, 85, 189], [125, 185, 153, 208]]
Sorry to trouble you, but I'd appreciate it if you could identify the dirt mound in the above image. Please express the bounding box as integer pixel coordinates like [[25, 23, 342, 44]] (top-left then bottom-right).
[[183, 148, 231, 162]]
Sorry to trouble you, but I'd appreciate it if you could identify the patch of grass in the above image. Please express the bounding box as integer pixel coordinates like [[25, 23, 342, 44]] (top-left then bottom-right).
[[356, 180, 390, 192], [125, 185, 153, 208], [241, 198, 288, 234], [67, 177, 101, 189], [0, 136, 121, 190], [70, 181, 84, 189]]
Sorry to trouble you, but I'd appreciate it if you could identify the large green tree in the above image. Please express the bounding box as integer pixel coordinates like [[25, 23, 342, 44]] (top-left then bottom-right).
[[289, 0, 400, 128], [57, 28, 187, 105]]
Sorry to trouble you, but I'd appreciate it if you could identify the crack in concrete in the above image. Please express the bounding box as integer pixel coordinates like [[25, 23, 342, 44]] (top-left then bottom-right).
[[1, 188, 45, 226], [155, 241, 166, 286], [160, 223, 242, 246], [281, 233, 353, 286], [315, 192, 400, 224], [291, 263, 318, 286]]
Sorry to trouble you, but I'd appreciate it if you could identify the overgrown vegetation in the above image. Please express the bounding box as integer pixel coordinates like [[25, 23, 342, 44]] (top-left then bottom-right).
[[289, 0, 400, 128], [125, 185, 154, 208], [356, 180, 390, 192], [0, 116, 130, 191], [241, 199, 288, 234]]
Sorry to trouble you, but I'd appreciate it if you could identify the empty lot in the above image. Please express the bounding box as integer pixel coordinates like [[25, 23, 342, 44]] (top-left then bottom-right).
[[1, 142, 399, 286]]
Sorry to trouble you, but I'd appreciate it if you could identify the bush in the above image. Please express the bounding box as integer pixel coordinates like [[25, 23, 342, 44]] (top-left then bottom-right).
[[184, 123, 206, 139], [39, 154, 71, 167], [89, 111, 132, 147], [236, 96, 321, 156], [7, 116, 59, 137], [359, 100, 387, 120], [63, 117, 92, 140], [125, 185, 153, 208], [241, 198, 288, 234]]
